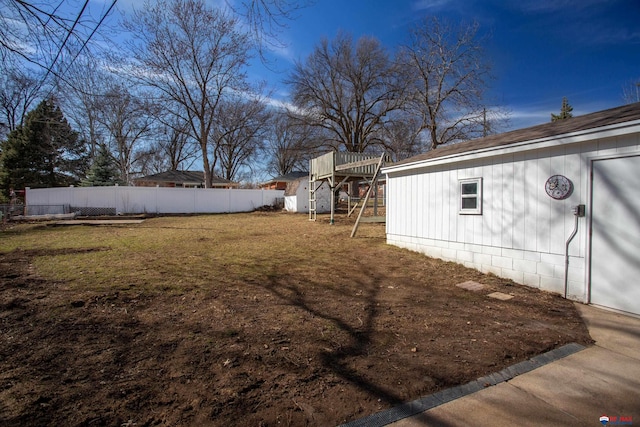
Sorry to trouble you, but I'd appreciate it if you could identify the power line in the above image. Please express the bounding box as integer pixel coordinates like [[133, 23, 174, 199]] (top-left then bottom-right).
[[14, 0, 68, 30], [60, 0, 118, 80], [42, 1, 65, 29], [18, 0, 119, 99], [38, 0, 90, 88]]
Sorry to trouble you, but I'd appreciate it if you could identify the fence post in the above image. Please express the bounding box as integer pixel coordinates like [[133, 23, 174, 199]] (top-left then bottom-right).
[[24, 187, 30, 215], [114, 184, 119, 214]]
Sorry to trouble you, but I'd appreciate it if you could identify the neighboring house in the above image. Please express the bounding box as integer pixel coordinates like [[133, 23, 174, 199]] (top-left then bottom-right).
[[259, 171, 309, 190], [284, 176, 331, 213], [133, 170, 239, 189], [382, 103, 640, 317]]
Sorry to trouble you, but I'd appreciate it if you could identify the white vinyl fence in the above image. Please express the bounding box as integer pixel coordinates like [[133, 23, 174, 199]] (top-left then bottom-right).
[[25, 186, 284, 216]]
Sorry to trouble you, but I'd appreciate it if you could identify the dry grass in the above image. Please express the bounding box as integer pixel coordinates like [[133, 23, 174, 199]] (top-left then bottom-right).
[[0, 213, 387, 293]]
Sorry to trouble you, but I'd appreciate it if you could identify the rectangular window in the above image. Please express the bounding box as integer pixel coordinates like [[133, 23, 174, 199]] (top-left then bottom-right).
[[459, 178, 482, 215]]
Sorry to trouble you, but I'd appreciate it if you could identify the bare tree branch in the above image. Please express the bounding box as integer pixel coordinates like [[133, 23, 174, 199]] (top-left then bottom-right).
[[622, 79, 640, 104], [149, 106, 199, 172], [287, 32, 402, 153], [57, 57, 106, 159], [0, 0, 117, 91], [124, 0, 252, 187], [264, 110, 322, 176], [399, 17, 497, 149], [211, 92, 271, 181], [231, 0, 313, 61], [0, 67, 43, 137], [94, 82, 156, 184]]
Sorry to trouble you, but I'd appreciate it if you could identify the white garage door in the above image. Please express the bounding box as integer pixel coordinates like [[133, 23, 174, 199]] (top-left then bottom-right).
[[591, 155, 640, 316]]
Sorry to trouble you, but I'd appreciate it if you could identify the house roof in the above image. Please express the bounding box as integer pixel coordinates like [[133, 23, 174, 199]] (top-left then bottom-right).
[[261, 171, 308, 185], [133, 170, 237, 186], [387, 102, 640, 169]]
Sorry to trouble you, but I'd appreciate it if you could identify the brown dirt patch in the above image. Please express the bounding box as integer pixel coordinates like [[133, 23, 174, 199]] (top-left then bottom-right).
[[0, 213, 592, 426]]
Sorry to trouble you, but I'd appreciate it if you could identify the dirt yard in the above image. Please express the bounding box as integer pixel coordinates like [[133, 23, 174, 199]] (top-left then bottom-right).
[[0, 213, 592, 426]]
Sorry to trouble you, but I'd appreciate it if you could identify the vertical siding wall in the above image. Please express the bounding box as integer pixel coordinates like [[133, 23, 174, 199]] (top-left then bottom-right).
[[26, 186, 284, 215], [284, 181, 331, 213], [386, 133, 640, 301]]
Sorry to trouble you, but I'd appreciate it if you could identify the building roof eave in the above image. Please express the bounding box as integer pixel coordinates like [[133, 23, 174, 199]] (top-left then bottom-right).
[[382, 116, 640, 175]]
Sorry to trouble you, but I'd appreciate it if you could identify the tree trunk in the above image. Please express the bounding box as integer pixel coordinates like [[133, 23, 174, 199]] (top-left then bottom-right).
[[201, 142, 212, 188]]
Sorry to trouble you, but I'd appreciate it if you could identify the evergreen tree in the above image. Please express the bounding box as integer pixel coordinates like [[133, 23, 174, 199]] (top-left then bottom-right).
[[0, 99, 88, 195], [81, 143, 124, 186], [551, 97, 574, 122]]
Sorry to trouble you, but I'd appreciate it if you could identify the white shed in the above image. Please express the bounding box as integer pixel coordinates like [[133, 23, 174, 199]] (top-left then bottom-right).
[[284, 177, 331, 213], [382, 103, 640, 317]]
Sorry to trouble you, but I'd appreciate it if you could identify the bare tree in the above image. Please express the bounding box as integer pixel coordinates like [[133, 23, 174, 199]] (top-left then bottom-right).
[[235, 0, 312, 57], [287, 32, 403, 153], [400, 17, 495, 150], [94, 83, 156, 184], [124, 0, 252, 188], [263, 110, 321, 176], [136, 107, 199, 175], [0, 67, 42, 137], [480, 105, 510, 137], [58, 57, 107, 159], [1, 0, 73, 66], [622, 79, 640, 104], [153, 108, 199, 171], [211, 93, 271, 181], [380, 111, 425, 162], [0, 0, 117, 87], [136, 146, 170, 176]]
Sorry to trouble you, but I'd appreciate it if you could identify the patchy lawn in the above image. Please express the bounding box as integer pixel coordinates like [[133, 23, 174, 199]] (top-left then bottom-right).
[[0, 212, 591, 426]]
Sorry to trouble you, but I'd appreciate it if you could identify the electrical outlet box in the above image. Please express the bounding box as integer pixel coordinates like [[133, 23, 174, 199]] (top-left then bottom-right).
[[571, 204, 585, 217]]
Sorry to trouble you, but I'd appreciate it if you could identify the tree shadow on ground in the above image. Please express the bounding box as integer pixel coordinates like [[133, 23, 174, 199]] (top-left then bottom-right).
[[259, 267, 407, 408]]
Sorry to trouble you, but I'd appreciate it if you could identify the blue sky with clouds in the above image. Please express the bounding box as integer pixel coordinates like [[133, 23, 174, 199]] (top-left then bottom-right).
[[79, 0, 640, 130], [257, 0, 640, 129]]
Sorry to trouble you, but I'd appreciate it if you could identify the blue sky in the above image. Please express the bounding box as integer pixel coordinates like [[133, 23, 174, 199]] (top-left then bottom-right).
[[255, 0, 640, 129], [75, 0, 640, 130]]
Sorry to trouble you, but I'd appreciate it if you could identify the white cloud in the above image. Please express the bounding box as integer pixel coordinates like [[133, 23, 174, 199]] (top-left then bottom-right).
[[267, 40, 296, 62], [411, 0, 455, 11], [505, 99, 620, 130], [508, 108, 550, 121], [264, 97, 296, 111], [586, 27, 640, 45]]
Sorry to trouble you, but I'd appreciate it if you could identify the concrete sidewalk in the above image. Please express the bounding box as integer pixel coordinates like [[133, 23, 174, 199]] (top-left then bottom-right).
[[350, 304, 640, 427]]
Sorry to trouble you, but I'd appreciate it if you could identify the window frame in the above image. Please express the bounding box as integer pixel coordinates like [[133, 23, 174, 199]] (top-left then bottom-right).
[[459, 177, 482, 215]]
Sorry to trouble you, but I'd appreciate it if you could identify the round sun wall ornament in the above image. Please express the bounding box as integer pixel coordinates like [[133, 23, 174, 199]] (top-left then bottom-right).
[[545, 174, 573, 200]]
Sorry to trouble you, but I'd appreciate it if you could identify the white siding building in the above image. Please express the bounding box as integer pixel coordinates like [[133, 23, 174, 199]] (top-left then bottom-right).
[[382, 103, 640, 317], [284, 177, 331, 213]]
